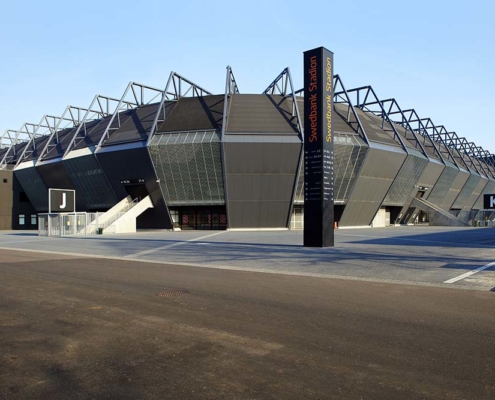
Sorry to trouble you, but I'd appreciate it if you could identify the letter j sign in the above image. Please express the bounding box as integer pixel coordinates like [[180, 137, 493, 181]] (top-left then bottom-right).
[[49, 189, 76, 213]]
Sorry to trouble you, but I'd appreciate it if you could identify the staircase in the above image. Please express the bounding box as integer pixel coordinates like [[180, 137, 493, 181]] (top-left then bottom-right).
[[85, 196, 139, 234], [409, 197, 469, 227], [103, 196, 154, 234]]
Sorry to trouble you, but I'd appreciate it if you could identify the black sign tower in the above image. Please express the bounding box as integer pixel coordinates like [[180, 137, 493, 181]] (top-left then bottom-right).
[[303, 47, 335, 247]]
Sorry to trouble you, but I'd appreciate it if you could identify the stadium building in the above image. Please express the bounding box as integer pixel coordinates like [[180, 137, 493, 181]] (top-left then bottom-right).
[[1, 66, 494, 232]]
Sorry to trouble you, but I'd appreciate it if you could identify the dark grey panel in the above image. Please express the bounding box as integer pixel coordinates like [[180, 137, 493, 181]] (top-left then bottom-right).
[[297, 100, 360, 135], [451, 173, 481, 209], [412, 132, 443, 162], [425, 165, 459, 207], [339, 146, 406, 226], [416, 161, 445, 199], [43, 127, 78, 161], [355, 110, 401, 148], [73, 117, 116, 150], [294, 133, 368, 204], [149, 131, 224, 206], [36, 161, 86, 211], [19, 135, 51, 162], [158, 96, 224, 132], [462, 177, 488, 210], [63, 154, 118, 210], [103, 102, 171, 146], [14, 167, 48, 211], [440, 170, 470, 210], [224, 138, 301, 228], [227, 95, 298, 134], [473, 180, 495, 210], [394, 123, 424, 153], [5, 142, 28, 165], [96, 147, 172, 229], [382, 151, 429, 206]]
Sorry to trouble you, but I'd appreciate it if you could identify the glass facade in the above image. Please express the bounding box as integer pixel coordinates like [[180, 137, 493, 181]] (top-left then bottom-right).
[[64, 155, 117, 210], [149, 131, 225, 206]]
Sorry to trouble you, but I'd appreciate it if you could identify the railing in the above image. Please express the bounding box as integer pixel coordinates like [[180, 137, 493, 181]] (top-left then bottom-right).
[[99, 197, 140, 232], [456, 210, 495, 227], [38, 197, 141, 237]]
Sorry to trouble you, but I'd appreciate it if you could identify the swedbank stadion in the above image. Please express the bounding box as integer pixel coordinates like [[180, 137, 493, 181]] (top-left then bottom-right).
[[1, 47, 494, 232]]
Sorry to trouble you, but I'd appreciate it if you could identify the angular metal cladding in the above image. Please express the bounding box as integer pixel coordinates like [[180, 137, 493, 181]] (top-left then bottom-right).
[[223, 94, 302, 229], [3, 67, 495, 231]]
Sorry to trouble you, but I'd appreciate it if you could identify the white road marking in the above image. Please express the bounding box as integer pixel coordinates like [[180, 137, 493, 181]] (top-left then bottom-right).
[[444, 262, 495, 284], [124, 231, 227, 258]]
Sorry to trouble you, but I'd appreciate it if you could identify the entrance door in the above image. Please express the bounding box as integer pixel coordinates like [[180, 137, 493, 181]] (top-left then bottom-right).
[[124, 184, 149, 202]]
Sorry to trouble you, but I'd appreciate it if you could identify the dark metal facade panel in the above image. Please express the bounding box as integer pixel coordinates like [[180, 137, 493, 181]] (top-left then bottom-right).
[[73, 117, 117, 150], [417, 160, 445, 195], [394, 124, 424, 153], [425, 165, 459, 207], [440, 170, 470, 210], [63, 154, 118, 210], [14, 167, 49, 211], [451, 173, 481, 209], [158, 96, 224, 132], [43, 127, 78, 161], [19, 135, 51, 162], [412, 131, 442, 161], [96, 147, 172, 229], [104, 102, 170, 146], [462, 177, 488, 210], [473, 180, 495, 210], [355, 110, 401, 148], [382, 152, 429, 206], [224, 139, 301, 228], [339, 146, 406, 226], [36, 161, 86, 211], [227, 94, 298, 134], [299, 100, 362, 135], [294, 134, 368, 204], [149, 131, 225, 206], [6, 142, 29, 164]]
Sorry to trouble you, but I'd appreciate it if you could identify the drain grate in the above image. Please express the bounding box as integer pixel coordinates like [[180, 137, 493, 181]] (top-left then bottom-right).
[[158, 290, 189, 298]]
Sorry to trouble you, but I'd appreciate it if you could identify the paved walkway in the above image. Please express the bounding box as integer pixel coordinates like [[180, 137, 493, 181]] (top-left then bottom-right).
[[1, 226, 494, 291]]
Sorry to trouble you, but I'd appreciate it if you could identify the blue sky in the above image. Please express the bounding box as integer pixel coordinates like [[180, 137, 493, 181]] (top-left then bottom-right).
[[1, 0, 494, 150]]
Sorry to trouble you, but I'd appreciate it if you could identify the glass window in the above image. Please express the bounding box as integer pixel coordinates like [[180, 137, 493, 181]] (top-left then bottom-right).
[[19, 215, 25, 225], [31, 215, 37, 225]]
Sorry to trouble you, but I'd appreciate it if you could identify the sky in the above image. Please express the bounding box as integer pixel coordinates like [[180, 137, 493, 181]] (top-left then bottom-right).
[[1, 0, 494, 150]]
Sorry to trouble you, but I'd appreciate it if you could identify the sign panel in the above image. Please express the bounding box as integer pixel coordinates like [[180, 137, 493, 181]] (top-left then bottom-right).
[[483, 194, 495, 209], [120, 178, 145, 185], [49, 189, 76, 213], [303, 46, 335, 247]]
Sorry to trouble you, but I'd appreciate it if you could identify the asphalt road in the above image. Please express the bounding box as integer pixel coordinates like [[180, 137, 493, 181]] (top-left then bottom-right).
[[0, 249, 494, 400]]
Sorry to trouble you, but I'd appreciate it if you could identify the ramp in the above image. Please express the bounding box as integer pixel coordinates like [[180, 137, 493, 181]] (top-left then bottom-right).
[[410, 197, 468, 227]]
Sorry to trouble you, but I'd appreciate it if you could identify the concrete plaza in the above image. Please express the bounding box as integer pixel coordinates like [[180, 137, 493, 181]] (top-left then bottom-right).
[[0, 226, 494, 291]]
